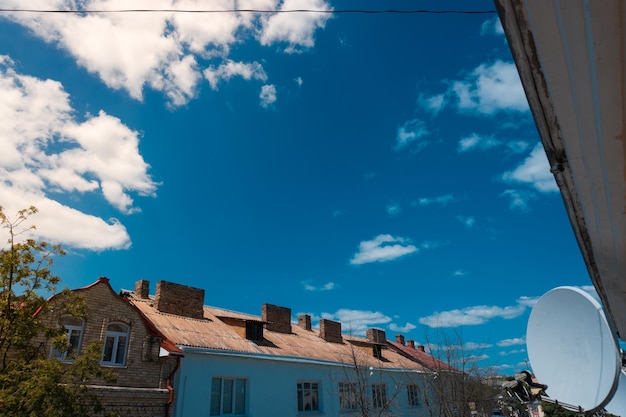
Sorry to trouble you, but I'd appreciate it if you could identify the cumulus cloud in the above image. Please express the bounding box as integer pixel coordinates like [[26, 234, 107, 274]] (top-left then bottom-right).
[[418, 93, 447, 115], [419, 297, 533, 328], [457, 133, 501, 153], [497, 337, 526, 347], [2, 0, 330, 106], [389, 322, 417, 333], [451, 60, 529, 115], [259, 0, 333, 53], [480, 17, 504, 36], [413, 194, 456, 207], [464, 342, 493, 350], [502, 144, 558, 192], [350, 234, 418, 265], [259, 84, 277, 108], [302, 281, 336, 291], [395, 119, 429, 151], [321, 309, 392, 336], [0, 56, 155, 250], [501, 189, 537, 212], [456, 216, 476, 229], [386, 202, 401, 217]]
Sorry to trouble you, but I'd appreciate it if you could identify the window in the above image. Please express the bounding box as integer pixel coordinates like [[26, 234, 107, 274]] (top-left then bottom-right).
[[210, 377, 246, 416], [101, 322, 129, 366], [407, 384, 419, 407], [297, 381, 320, 412], [50, 319, 84, 361], [372, 383, 387, 409], [245, 321, 263, 340], [339, 382, 358, 411]]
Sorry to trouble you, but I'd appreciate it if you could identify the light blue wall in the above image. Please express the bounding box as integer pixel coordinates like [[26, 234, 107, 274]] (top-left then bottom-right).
[[171, 349, 432, 417]]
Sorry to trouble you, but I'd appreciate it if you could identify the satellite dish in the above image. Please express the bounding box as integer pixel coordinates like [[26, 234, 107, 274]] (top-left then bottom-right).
[[527, 286, 620, 412], [606, 370, 626, 417]]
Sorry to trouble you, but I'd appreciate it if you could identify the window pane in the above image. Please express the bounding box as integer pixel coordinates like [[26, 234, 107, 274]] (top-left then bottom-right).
[[102, 336, 114, 362], [234, 379, 246, 414], [67, 329, 81, 356], [210, 378, 222, 416], [115, 335, 127, 364], [223, 379, 233, 414]]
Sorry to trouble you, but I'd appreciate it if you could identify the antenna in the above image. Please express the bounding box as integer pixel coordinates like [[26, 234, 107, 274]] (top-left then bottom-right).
[[526, 286, 620, 412]]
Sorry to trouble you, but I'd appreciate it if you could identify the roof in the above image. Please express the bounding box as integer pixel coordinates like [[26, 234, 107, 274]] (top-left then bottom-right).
[[495, 0, 626, 338], [388, 340, 453, 371], [127, 291, 429, 371]]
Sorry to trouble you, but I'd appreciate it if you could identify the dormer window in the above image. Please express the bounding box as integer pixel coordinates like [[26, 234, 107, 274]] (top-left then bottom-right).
[[246, 321, 263, 341], [373, 345, 382, 359]]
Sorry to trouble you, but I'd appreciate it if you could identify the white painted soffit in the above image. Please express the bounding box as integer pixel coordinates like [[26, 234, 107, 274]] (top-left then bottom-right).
[[495, 0, 626, 338]]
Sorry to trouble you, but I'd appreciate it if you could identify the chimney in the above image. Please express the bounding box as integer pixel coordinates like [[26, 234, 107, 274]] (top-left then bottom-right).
[[395, 334, 405, 345], [298, 314, 312, 331], [366, 328, 387, 344], [154, 281, 205, 319], [319, 318, 343, 343], [407, 339, 415, 349], [262, 304, 292, 334], [418, 345, 426, 352], [135, 279, 150, 299]]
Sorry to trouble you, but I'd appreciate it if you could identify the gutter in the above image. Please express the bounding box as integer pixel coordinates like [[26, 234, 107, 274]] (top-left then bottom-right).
[[164, 354, 181, 417]]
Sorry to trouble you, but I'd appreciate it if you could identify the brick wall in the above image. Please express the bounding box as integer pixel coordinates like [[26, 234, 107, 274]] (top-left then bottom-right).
[[366, 328, 386, 343], [319, 318, 342, 343], [47, 278, 174, 417], [262, 304, 292, 334], [154, 281, 205, 319]]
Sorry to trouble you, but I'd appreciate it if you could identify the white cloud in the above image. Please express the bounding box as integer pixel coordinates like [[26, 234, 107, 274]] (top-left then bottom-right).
[[501, 189, 537, 212], [2, 0, 330, 106], [457, 133, 501, 153], [322, 309, 392, 336], [294, 76, 303, 87], [452, 270, 468, 277], [464, 342, 493, 350], [419, 299, 530, 328], [499, 349, 526, 356], [389, 322, 417, 333], [302, 281, 336, 291], [350, 234, 418, 265], [418, 93, 447, 115], [0, 56, 155, 250], [386, 202, 401, 217], [203, 60, 268, 90], [497, 337, 526, 347], [502, 144, 558, 192], [451, 60, 529, 115], [456, 216, 476, 229], [259, 0, 333, 53], [480, 17, 504, 36], [259, 84, 277, 108], [414, 194, 456, 206], [395, 119, 429, 151]]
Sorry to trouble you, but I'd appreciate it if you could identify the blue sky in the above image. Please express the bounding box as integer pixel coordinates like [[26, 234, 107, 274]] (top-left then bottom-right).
[[0, 0, 593, 374]]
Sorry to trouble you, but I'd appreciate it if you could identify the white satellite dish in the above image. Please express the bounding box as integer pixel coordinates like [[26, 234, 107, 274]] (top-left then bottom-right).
[[527, 286, 620, 412], [606, 370, 626, 417]]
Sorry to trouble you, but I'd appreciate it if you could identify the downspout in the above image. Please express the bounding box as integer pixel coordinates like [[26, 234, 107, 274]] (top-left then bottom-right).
[[165, 355, 181, 417]]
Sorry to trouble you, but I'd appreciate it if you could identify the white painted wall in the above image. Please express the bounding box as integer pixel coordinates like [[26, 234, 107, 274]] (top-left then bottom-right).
[[171, 349, 432, 417]]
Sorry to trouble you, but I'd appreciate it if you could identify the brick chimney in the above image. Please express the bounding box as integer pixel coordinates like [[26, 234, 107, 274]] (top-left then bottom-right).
[[154, 281, 205, 319], [366, 328, 386, 344], [418, 345, 426, 352], [319, 319, 342, 343], [407, 339, 415, 349], [262, 304, 292, 334], [395, 334, 405, 345], [135, 279, 150, 299], [298, 314, 312, 331]]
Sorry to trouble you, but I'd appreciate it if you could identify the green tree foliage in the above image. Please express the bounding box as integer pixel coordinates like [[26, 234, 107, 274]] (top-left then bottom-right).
[[540, 402, 577, 417], [0, 206, 114, 417]]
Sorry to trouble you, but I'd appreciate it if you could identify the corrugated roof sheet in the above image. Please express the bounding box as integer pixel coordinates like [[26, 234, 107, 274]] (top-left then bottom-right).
[[128, 293, 429, 371]]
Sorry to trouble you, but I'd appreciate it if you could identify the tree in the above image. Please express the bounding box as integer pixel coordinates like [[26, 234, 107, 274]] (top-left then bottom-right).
[[0, 206, 114, 417], [418, 328, 500, 417]]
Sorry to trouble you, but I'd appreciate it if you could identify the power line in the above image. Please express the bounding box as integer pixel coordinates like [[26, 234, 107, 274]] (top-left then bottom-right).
[[0, 8, 496, 15]]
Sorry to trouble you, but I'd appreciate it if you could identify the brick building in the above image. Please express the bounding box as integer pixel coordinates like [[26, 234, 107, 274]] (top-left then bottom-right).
[[48, 277, 182, 417]]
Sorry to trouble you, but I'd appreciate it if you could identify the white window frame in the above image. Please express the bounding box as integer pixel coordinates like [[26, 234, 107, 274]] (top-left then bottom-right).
[[339, 381, 358, 411], [407, 383, 419, 407], [210, 377, 247, 416], [371, 383, 387, 409], [50, 320, 84, 361], [101, 322, 129, 366], [297, 381, 321, 413]]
